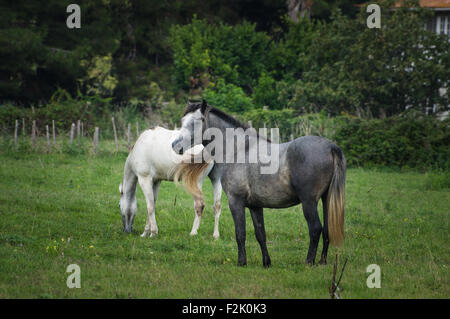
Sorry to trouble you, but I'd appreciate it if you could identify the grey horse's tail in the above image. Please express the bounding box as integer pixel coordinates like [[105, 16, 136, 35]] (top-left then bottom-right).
[[327, 145, 346, 246]]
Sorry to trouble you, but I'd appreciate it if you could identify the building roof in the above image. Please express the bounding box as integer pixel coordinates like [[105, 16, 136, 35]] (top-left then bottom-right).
[[395, 0, 450, 8], [358, 0, 450, 8]]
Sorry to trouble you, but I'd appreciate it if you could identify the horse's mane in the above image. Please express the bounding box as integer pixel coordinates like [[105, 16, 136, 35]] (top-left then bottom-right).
[[183, 102, 270, 141], [183, 102, 248, 130]]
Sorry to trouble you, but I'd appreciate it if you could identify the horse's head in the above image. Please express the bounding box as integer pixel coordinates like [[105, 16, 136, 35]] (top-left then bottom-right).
[[119, 182, 137, 233], [172, 100, 208, 155]]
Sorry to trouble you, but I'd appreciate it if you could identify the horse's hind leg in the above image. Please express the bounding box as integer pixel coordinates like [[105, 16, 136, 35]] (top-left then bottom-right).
[[249, 207, 271, 268], [229, 197, 247, 266], [211, 175, 222, 239], [319, 191, 329, 265], [302, 200, 322, 265], [190, 195, 204, 236], [138, 176, 158, 238]]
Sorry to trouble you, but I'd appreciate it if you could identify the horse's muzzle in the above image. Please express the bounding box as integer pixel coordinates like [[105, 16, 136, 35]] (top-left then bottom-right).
[[172, 139, 183, 155]]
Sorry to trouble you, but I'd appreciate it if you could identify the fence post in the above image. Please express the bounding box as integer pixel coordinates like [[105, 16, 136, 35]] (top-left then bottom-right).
[[14, 120, 18, 149], [52, 120, 56, 146], [248, 120, 252, 128], [70, 123, 75, 145], [46, 125, 50, 152], [31, 120, 36, 149], [77, 120, 81, 145], [112, 117, 118, 152], [136, 122, 140, 137], [93, 127, 99, 155], [22, 118, 25, 136]]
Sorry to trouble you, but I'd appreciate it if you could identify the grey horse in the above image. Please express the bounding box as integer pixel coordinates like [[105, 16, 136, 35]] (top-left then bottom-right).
[[172, 101, 346, 267]]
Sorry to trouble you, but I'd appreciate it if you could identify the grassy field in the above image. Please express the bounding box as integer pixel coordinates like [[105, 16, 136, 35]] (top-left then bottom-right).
[[0, 141, 448, 298]]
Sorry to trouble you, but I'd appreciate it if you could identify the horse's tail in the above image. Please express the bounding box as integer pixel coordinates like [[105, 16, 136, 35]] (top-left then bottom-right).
[[327, 144, 346, 247], [174, 154, 211, 199]]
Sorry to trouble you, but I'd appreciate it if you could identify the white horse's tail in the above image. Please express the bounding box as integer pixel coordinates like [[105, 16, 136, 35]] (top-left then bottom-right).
[[174, 154, 212, 198]]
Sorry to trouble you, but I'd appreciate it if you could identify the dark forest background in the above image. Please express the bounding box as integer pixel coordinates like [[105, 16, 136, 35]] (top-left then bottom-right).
[[0, 0, 448, 168]]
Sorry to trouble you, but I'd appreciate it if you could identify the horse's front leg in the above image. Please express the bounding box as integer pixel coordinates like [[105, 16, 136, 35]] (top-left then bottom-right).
[[229, 197, 247, 266], [138, 176, 159, 238]]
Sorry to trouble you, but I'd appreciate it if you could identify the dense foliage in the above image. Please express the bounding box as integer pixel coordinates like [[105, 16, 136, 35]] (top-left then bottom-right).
[[0, 0, 448, 168], [334, 112, 450, 169]]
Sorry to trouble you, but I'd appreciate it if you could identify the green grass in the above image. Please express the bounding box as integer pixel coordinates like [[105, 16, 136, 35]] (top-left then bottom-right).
[[0, 143, 448, 298]]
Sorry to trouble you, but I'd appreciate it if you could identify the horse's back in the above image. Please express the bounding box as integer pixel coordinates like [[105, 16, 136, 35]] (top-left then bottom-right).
[[129, 127, 181, 179]]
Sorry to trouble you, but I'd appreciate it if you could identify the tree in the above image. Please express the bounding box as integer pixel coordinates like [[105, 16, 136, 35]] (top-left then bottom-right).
[[296, 1, 450, 117]]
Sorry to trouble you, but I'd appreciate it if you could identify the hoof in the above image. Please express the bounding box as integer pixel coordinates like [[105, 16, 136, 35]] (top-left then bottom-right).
[[190, 231, 198, 236], [213, 233, 220, 239], [306, 260, 315, 267], [140, 232, 148, 238], [149, 232, 158, 238], [237, 259, 247, 267]]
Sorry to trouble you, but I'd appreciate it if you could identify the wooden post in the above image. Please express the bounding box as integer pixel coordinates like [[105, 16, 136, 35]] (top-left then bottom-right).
[[77, 120, 81, 145], [136, 122, 140, 137], [127, 123, 131, 149], [31, 120, 36, 149], [70, 123, 75, 145], [93, 127, 99, 155], [112, 117, 118, 152], [22, 118, 25, 136], [81, 122, 84, 137], [14, 120, 18, 149], [46, 125, 50, 152], [52, 120, 56, 146]]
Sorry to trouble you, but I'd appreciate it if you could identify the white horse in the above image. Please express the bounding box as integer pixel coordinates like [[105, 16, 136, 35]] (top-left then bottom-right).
[[119, 126, 222, 238]]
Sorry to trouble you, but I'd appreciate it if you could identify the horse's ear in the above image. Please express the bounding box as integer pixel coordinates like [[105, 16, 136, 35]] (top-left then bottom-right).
[[119, 183, 123, 195], [201, 99, 208, 113]]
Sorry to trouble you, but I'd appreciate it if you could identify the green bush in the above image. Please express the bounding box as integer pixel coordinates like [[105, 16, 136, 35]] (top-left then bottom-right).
[[252, 73, 279, 109], [334, 111, 450, 168], [0, 104, 28, 131], [203, 79, 254, 113], [169, 17, 270, 90]]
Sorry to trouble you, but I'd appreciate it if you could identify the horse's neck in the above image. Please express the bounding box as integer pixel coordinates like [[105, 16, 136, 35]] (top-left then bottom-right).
[[207, 112, 281, 175], [208, 112, 274, 148], [123, 158, 138, 199]]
